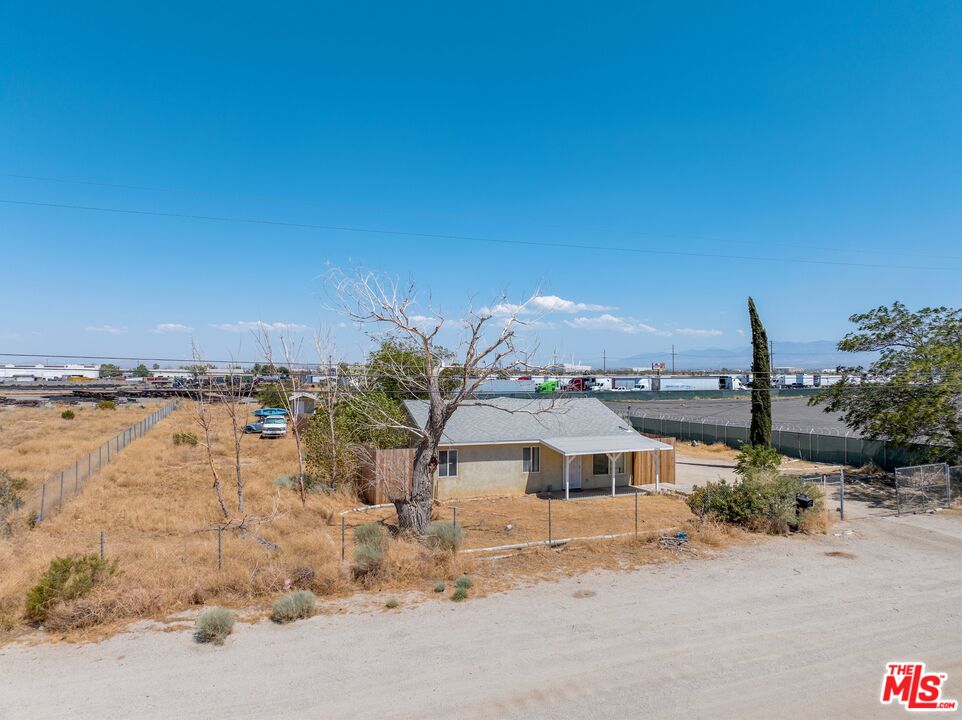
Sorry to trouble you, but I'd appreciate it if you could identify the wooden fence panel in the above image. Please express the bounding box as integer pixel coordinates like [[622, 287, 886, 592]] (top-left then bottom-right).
[[359, 447, 414, 505], [632, 449, 676, 486]]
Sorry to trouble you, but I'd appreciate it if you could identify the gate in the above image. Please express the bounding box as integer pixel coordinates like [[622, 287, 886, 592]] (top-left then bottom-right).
[[893, 463, 954, 515], [803, 470, 901, 519]]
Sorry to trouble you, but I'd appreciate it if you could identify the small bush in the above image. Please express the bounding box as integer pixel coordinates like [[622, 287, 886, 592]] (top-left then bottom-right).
[[194, 607, 235, 644], [270, 591, 316, 624], [455, 575, 473, 590], [0, 469, 27, 521], [96, 400, 116, 411], [451, 587, 469, 602], [734, 444, 781, 477], [433, 581, 446, 593], [425, 521, 464, 553], [24, 555, 115, 624], [385, 597, 400, 609], [352, 523, 389, 580], [172, 431, 198, 446], [687, 473, 823, 535], [60, 409, 75, 420]]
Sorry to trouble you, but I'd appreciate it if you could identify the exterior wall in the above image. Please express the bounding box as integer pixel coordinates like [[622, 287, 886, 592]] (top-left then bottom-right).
[[0, 364, 99, 380], [434, 443, 633, 499]]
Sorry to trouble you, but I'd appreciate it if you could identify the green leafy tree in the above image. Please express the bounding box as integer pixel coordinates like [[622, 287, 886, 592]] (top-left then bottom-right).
[[257, 383, 289, 409], [98, 363, 122, 378], [131, 364, 150, 378], [152, 363, 160, 370], [810, 302, 962, 461], [748, 297, 772, 447], [185, 363, 211, 378]]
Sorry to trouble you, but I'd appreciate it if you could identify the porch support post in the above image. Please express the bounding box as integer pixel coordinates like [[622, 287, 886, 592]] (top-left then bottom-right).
[[607, 452, 617, 496], [564, 454, 570, 500], [655, 449, 661, 493]]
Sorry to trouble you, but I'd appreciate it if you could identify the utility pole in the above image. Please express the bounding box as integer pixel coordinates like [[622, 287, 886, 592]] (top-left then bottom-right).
[[602, 349, 606, 373], [671, 344, 675, 374], [769, 339, 774, 375]]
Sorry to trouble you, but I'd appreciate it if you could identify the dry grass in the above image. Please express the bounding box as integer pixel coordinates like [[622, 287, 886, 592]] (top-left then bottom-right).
[[0, 401, 163, 493], [0, 401, 739, 643]]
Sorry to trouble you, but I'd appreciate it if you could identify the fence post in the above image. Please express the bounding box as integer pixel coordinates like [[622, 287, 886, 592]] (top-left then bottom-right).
[[839, 468, 845, 520], [895, 468, 901, 516], [341, 515, 346, 561], [547, 496, 552, 546], [217, 526, 223, 571], [74, 460, 79, 489], [100, 530, 105, 560], [634, 490, 638, 537], [452, 507, 457, 529], [945, 464, 951, 506], [59, 470, 64, 507], [39, 482, 46, 522]]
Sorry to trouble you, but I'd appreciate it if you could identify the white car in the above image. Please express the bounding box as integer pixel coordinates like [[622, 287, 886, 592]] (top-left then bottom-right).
[[260, 416, 288, 439]]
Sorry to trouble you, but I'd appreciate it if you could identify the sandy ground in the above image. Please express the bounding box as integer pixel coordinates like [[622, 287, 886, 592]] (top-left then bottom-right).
[[3, 512, 961, 720]]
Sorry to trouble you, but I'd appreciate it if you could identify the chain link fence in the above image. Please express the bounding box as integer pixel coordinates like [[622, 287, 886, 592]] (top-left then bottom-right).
[[628, 412, 933, 470], [22, 400, 177, 523]]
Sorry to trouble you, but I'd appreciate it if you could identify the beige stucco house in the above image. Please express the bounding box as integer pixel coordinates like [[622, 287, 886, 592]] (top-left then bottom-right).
[[403, 397, 674, 500]]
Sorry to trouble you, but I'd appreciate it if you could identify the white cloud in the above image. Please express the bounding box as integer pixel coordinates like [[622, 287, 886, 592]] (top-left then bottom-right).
[[565, 314, 669, 336], [676, 328, 724, 337], [85, 325, 126, 335], [408, 314, 440, 329], [529, 295, 613, 314], [484, 294, 614, 317], [151, 323, 194, 334], [210, 321, 310, 333], [736, 329, 746, 337]]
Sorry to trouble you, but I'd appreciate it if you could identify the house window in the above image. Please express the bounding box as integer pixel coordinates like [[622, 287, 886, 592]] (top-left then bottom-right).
[[522, 446, 540, 473], [438, 449, 458, 477], [616, 453, 626, 474], [592, 454, 609, 476]]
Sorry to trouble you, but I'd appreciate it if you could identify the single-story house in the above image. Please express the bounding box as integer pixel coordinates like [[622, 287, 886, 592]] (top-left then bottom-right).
[[402, 397, 674, 500]]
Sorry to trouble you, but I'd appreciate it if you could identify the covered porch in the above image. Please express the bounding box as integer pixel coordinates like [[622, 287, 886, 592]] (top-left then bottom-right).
[[542, 434, 675, 499]]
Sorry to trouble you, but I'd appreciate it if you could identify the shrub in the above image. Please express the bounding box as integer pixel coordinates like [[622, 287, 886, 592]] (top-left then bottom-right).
[[24, 555, 115, 624], [734, 444, 781, 478], [0, 469, 27, 521], [352, 523, 389, 579], [425, 521, 464, 553], [270, 591, 316, 623], [433, 581, 446, 593], [60, 409, 75, 420], [194, 607, 235, 644], [687, 473, 823, 535], [451, 587, 469, 602], [96, 400, 116, 411], [172, 431, 198, 446], [454, 575, 473, 590], [385, 597, 400, 609]]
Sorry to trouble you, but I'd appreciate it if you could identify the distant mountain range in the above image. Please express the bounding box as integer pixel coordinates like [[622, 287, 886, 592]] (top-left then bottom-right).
[[619, 340, 878, 372]]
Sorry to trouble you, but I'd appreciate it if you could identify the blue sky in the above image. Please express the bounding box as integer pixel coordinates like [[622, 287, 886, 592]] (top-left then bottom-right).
[[2, 2, 962, 367]]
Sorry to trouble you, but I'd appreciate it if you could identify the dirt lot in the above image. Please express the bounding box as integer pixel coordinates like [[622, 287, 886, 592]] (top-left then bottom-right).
[[345, 493, 694, 552], [0, 401, 163, 492], [3, 512, 960, 719]]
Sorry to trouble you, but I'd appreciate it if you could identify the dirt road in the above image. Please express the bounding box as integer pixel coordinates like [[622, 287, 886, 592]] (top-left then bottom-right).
[[3, 514, 961, 719]]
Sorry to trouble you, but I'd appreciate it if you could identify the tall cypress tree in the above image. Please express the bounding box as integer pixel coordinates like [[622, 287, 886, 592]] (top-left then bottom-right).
[[748, 297, 772, 447]]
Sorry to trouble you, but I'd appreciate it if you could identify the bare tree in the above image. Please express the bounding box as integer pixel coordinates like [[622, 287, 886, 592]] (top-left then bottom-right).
[[311, 329, 349, 489], [254, 325, 309, 506], [330, 268, 539, 533], [216, 355, 257, 514], [188, 342, 229, 520]]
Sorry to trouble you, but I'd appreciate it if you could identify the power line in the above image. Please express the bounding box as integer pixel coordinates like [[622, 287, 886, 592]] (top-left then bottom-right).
[[7, 170, 962, 263], [1, 197, 958, 272]]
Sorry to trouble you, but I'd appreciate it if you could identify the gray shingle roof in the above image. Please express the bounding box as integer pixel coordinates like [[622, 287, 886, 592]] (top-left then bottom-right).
[[402, 397, 650, 446]]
